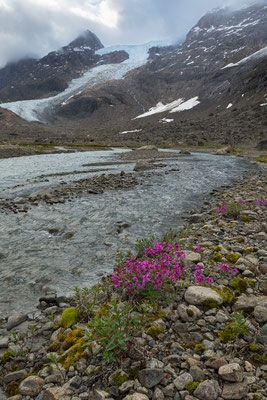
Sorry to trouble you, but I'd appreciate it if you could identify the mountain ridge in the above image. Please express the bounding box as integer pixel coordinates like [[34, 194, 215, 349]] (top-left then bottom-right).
[[0, 3, 266, 147]]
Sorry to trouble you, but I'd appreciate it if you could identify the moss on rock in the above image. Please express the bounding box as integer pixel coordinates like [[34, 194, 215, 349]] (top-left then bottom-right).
[[60, 307, 79, 329], [0, 350, 13, 365], [230, 277, 247, 293], [146, 326, 164, 339], [226, 253, 240, 264], [212, 252, 222, 262], [194, 344, 206, 354], [218, 322, 241, 343], [202, 298, 219, 310], [185, 381, 200, 394]]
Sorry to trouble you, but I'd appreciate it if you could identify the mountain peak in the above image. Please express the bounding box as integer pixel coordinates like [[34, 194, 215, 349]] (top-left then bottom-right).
[[68, 30, 104, 51]]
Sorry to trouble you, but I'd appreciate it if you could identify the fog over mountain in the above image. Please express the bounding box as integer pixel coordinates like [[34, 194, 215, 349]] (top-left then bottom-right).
[[0, 0, 264, 67]]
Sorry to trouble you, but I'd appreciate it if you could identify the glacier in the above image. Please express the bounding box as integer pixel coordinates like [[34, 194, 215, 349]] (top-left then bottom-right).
[[0, 40, 170, 123]]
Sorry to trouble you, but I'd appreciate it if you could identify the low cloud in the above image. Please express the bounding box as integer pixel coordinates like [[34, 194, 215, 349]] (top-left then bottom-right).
[[0, 0, 262, 67]]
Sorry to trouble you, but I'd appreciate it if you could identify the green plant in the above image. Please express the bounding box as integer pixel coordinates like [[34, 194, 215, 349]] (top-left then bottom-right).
[[10, 325, 38, 359], [232, 311, 249, 336], [85, 300, 146, 363], [134, 235, 156, 257], [73, 285, 107, 320]]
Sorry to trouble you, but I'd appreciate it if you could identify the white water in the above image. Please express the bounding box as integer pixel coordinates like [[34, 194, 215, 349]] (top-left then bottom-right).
[[0, 41, 170, 123]]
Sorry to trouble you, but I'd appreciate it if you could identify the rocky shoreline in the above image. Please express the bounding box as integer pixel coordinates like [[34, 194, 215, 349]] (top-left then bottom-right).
[[0, 162, 266, 400]]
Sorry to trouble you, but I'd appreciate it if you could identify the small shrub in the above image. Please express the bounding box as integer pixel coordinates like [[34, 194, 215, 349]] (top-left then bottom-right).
[[85, 300, 146, 363], [241, 215, 250, 223]]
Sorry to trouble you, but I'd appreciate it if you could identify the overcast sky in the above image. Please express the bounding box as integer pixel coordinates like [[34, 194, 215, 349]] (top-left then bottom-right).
[[0, 0, 262, 67]]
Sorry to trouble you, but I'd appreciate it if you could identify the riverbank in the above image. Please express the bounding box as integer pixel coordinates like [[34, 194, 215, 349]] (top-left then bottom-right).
[[0, 141, 266, 160], [0, 163, 266, 400]]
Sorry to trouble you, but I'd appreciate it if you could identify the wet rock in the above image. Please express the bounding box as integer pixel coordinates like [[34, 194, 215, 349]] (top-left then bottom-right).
[[184, 286, 223, 305], [193, 379, 221, 400], [221, 382, 248, 399], [134, 161, 153, 171], [19, 376, 44, 397], [218, 363, 243, 382], [6, 312, 28, 330], [174, 372, 193, 390], [138, 368, 164, 388], [137, 145, 158, 151]]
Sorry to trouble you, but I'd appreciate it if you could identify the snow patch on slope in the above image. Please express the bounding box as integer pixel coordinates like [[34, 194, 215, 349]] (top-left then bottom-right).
[[222, 46, 267, 69], [135, 97, 200, 119]]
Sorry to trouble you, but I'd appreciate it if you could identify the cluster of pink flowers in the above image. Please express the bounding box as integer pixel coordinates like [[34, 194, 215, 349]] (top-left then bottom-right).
[[194, 264, 213, 284], [216, 204, 227, 214], [254, 197, 267, 205], [219, 263, 238, 274], [194, 245, 202, 252], [238, 198, 247, 206], [112, 242, 185, 294]]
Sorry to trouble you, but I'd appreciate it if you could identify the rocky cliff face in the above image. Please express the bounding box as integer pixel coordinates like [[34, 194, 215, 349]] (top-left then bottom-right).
[[0, 30, 128, 102]]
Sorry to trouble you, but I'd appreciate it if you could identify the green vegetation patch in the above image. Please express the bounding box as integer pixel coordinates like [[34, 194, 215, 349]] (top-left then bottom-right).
[[146, 326, 165, 339], [226, 253, 240, 264], [60, 307, 79, 329]]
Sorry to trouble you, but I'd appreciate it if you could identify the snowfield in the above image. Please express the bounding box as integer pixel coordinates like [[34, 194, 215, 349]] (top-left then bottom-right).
[[0, 40, 170, 123], [135, 96, 200, 119]]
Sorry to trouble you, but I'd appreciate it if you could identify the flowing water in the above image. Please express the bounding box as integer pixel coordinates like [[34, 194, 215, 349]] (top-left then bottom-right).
[[0, 149, 255, 317]]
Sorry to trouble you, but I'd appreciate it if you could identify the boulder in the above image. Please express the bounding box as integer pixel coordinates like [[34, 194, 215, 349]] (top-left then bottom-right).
[[222, 383, 248, 399], [138, 368, 164, 388], [19, 376, 44, 397], [7, 312, 28, 330], [134, 161, 153, 171], [193, 379, 221, 400], [173, 372, 193, 390], [184, 286, 223, 306], [218, 363, 243, 382]]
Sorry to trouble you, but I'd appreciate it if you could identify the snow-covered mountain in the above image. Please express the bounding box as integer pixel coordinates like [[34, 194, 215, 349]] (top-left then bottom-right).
[[0, 2, 266, 147]]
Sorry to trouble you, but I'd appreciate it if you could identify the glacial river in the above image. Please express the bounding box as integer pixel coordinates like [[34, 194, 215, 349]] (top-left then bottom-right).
[[0, 149, 255, 317]]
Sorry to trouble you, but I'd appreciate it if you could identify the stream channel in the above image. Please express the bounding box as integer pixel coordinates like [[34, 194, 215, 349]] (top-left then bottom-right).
[[0, 148, 256, 317]]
